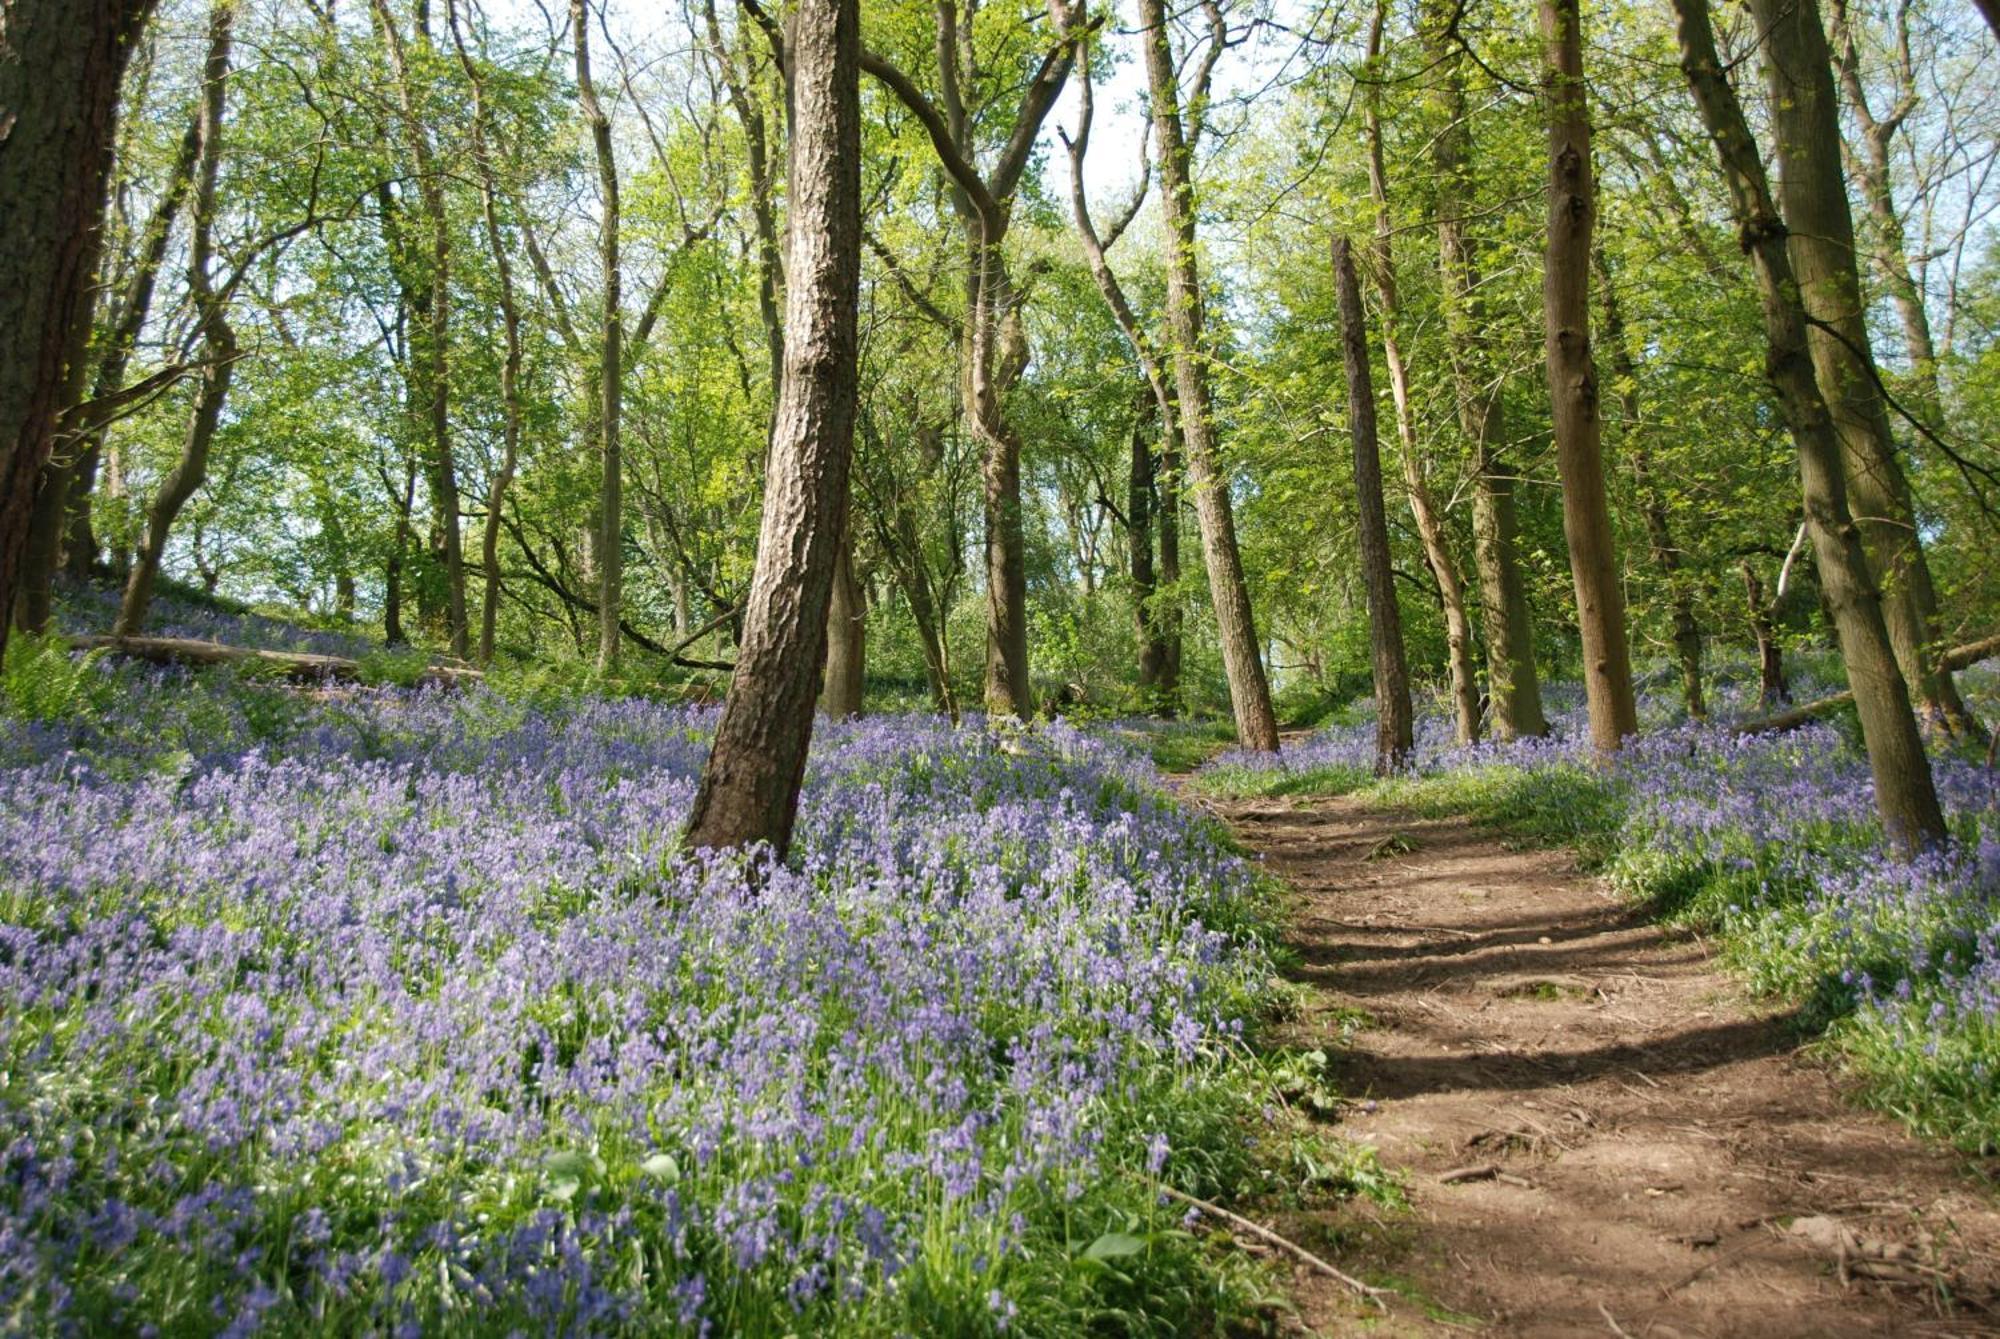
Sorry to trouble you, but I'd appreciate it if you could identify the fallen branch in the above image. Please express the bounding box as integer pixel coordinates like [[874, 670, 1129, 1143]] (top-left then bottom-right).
[[1145, 1180, 1391, 1311], [1733, 632, 2000, 735], [70, 635, 483, 688]]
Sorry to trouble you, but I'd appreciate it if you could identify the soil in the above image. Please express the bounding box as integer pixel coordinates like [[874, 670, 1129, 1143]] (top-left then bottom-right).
[[1199, 789, 2000, 1338]]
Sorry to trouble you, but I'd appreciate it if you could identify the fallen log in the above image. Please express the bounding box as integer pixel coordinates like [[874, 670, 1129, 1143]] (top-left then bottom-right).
[[68, 635, 485, 689], [1733, 633, 2000, 736]]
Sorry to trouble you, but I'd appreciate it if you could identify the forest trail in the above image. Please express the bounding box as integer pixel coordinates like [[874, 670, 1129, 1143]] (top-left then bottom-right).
[[1202, 789, 2000, 1338]]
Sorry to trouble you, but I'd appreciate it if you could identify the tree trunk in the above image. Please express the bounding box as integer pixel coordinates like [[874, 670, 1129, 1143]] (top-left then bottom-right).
[[1752, 0, 1978, 741], [1673, 0, 1945, 853], [1363, 1, 1479, 746], [384, 453, 417, 646], [1539, 0, 1638, 755], [1154, 404, 1184, 715], [1138, 0, 1278, 751], [574, 0, 624, 674], [820, 510, 866, 717], [1741, 560, 1790, 708], [685, 0, 860, 858], [372, 0, 469, 659], [1426, 0, 1546, 741], [1597, 252, 1705, 720], [0, 0, 157, 661], [114, 1, 235, 638], [1129, 396, 1167, 693], [970, 241, 1033, 716], [1333, 237, 1414, 773]]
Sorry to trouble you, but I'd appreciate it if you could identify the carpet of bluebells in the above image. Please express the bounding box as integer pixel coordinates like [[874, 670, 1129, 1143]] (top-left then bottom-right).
[[0, 648, 1285, 1335], [1199, 659, 2000, 1151]]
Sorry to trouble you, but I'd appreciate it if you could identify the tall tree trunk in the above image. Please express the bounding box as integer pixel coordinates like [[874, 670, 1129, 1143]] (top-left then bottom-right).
[[1426, 1, 1547, 741], [0, 0, 157, 661], [1155, 392, 1184, 714], [1540, 0, 1638, 755], [384, 451, 417, 646], [970, 244, 1032, 715], [1597, 252, 1705, 719], [1363, 2, 1479, 746], [1752, 0, 1978, 741], [685, 0, 860, 858], [1129, 396, 1167, 693], [574, 0, 624, 674], [820, 509, 866, 716], [1742, 560, 1789, 708], [1333, 237, 1414, 773], [1673, 0, 1945, 852], [1138, 0, 1278, 750], [115, 1, 234, 638], [372, 0, 469, 659]]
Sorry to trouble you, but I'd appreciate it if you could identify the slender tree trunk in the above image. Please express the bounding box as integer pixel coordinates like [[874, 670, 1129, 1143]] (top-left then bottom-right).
[[1742, 560, 1789, 707], [1363, 3, 1479, 746], [1673, 0, 1944, 852], [1154, 406, 1184, 714], [1138, 0, 1278, 750], [1597, 252, 1705, 719], [1333, 237, 1414, 773], [1129, 396, 1167, 692], [821, 510, 866, 716], [1426, 1, 1546, 740], [685, 0, 860, 858], [115, 1, 234, 638], [372, 0, 469, 659], [969, 241, 1033, 715], [1540, 0, 1638, 754], [574, 0, 624, 674], [1752, 0, 1978, 741], [0, 0, 157, 661], [384, 451, 417, 646]]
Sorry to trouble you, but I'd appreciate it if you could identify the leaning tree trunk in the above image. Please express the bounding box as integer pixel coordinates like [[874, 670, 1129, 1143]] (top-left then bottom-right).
[[1539, 0, 1638, 755], [1425, 0, 1546, 741], [685, 0, 860, 859], [1752, 0, 1979, 741], [1363, 0, 1479, 746], [1333, 237, 1414, 773], [1673, 0, 1945, 853], [574, 0, 624, 675], [1138, 0, 1278, 751], [115, 0, 234, 638], [0, 0, 157, 661]]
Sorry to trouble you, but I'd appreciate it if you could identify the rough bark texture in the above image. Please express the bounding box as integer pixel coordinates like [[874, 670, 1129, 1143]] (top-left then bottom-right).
[[1363, 5, 1479, 747], [0, 0, 157, 661], [116, 1, 235, 638], [1426, 0, 1546, 741], [820, 512, 866, 717], [574, 0, 624, 674], [1753, 0, 1976, 741], [1333, 237, 1414, 774], [1674, 0, 1945, 852], [1138, 0, 1278, 751], [685, 0, 859, 859], [1598, 252, 1705, 719], [1539, 0, 1638, 755], [1128, 400, 1167, 691]]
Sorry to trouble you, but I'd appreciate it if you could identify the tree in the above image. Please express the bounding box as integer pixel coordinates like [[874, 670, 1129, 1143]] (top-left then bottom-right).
[[573, 0, 625, 674], [1137, 0, 1279, 751], [1539, 0, 1638, 754], [1752, 0, 1980, 740], [685, 0, 860, 857], [1333, 236, 1413, 773], [1672, 0, 1946, 852], [0, 0, 158, 659]]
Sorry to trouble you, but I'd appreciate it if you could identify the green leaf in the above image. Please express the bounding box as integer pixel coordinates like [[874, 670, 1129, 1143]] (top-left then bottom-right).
[[640, 1152, 681, 1184], [1082, 1231, 1147, 1262]]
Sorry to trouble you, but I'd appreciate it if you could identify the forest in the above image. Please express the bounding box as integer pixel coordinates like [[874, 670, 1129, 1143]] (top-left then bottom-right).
[[2, 0, 2000, 1330]]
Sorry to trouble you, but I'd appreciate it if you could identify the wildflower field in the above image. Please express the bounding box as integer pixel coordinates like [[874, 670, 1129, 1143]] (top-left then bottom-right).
[[0, 646, 1294, 1335], [1199, 662, 2000, 1151]]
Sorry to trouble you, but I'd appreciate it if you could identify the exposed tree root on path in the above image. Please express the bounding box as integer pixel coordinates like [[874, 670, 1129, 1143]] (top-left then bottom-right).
[[1207, 790, 2000, 1337]]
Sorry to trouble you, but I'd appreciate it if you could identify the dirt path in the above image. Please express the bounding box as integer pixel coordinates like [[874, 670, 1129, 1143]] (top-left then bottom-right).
[[1205, 790, 2000, 1338]]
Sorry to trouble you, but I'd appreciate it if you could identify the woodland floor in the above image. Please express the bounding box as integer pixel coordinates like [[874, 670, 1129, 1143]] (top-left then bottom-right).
[[1196, 787, 2000, 1338]]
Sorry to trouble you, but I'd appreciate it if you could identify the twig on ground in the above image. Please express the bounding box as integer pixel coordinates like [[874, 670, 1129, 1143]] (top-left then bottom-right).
[[1146, 1180, 1391, 1311], [1598, 1301, 1636, 1337]]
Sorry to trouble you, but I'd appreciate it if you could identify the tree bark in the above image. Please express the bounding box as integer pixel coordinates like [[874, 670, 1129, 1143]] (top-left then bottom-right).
[[0, 0, 157, 661], [1752, 0, 1978, 741], [1742, 560, 1790, 707], [115, 1, 235, 638], [1333, 237, 1415, 774], [1363, 1, 1479, 746], [1597, 251, 1705, 720], [685, 0, 860, 858], [1539, 0, 1638, 755], [820, 508, 866, 716], [372, 0, 469, 659], [1425, 0, 1547, 741], [574, 0, 624, 674], [1138, 0, 1278, 750], [1673, 0, 1945, 852], [1129, 395, 1167, 692]]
